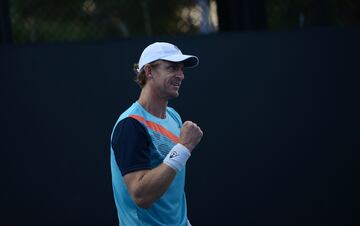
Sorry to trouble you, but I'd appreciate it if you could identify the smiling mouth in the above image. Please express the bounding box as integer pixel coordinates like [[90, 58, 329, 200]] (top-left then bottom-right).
[[171, 81, 181, 87]]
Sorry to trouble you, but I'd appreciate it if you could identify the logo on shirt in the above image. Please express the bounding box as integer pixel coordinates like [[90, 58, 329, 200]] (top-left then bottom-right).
[[169, 150, 179, 159]]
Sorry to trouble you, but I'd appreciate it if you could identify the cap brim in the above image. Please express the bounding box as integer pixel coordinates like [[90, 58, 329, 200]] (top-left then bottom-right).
[[161, 54, 199, 68]]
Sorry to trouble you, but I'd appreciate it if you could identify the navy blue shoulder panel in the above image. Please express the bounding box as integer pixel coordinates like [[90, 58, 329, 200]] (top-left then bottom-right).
[[111, 117, 151, 176]]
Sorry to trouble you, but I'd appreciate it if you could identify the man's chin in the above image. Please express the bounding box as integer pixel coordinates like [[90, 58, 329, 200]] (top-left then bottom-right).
[[167, 92, 179, 100]]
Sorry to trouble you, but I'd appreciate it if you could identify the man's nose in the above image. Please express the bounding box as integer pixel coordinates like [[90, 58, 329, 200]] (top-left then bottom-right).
[[177, 68, 184, 80]]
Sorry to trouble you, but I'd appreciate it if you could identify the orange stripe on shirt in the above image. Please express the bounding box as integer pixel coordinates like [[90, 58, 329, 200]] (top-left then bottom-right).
[[129, 114, 179, 143]]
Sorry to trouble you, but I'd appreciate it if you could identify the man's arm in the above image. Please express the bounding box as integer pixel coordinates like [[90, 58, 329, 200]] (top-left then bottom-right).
[[123, 164, 176, 209], [124, 121, 203, 209]]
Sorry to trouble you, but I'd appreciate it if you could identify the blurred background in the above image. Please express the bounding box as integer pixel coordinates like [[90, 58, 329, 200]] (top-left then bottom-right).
[[1, 0, 359, 225], [2, 0, 360, 43]]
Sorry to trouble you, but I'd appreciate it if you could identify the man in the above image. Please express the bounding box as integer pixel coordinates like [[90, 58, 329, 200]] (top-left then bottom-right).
[[110, 42, 203, 226]]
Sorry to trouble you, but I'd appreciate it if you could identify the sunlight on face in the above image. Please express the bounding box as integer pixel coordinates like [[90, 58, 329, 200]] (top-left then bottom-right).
[[151, 61, 185, 100]]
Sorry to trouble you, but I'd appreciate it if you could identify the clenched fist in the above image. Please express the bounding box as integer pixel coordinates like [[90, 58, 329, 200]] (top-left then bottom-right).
[[178, 121, 203, 152]]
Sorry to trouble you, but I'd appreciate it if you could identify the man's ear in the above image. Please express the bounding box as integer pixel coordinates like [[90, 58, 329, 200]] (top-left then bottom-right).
[[144, 64, 153, 79]]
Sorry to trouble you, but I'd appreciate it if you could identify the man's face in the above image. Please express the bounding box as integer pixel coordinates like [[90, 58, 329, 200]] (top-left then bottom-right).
[[150, 60, 185, 99]]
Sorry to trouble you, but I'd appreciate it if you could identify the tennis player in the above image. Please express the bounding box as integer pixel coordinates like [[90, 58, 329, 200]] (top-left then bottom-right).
[[110, 42, 203, 226]]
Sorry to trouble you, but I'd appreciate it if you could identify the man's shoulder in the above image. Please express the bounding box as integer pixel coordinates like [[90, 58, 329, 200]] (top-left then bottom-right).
[[119, 102, 142, 120], [166, 106, 182, 126], [111, 102, 144, 136], [166, 106, 179, 117]]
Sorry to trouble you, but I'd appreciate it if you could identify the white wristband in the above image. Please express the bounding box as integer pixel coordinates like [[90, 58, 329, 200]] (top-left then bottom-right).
[[163, 143, 191, 172]]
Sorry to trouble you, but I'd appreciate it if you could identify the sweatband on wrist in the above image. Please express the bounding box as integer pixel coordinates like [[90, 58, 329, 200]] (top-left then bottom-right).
[[163, 143, 191, 172]]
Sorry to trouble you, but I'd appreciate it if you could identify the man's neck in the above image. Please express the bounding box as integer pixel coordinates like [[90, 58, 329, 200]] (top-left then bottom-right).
[[138, 87, 168, 119]]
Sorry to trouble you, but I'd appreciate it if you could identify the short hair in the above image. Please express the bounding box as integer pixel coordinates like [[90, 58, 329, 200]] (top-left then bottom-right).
[[133, 61, 159, 88]]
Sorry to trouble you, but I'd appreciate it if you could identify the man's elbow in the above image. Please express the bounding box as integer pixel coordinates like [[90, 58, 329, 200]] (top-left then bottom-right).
[[133, 195, 152, 209]]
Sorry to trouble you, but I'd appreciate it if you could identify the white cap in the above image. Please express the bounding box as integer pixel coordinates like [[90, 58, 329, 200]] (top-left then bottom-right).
[[137, 42, 199, 72]]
